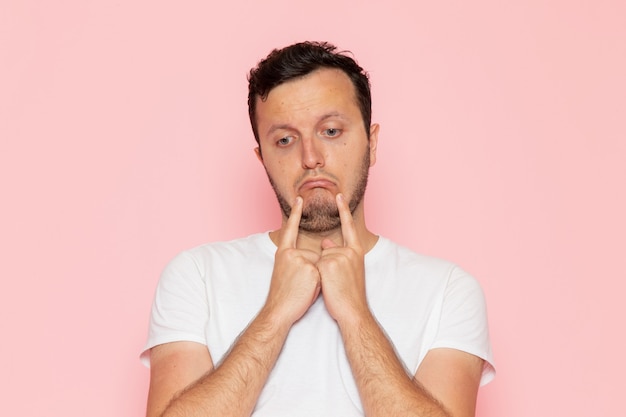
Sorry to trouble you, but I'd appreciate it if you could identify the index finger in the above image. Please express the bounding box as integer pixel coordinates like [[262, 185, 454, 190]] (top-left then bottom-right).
[[336, 193, 359, 249], [279, 196, 302, 249]]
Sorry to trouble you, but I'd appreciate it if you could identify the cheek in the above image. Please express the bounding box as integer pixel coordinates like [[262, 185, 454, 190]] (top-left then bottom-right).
[[266, 161, 292, 189]]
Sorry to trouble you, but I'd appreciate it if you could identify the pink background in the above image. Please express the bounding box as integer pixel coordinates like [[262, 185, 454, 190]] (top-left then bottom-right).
[[2, 1, 625, 416]]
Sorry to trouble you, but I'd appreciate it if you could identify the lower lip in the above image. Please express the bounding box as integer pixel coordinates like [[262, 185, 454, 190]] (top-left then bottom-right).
[[299, 180, 335, 192]]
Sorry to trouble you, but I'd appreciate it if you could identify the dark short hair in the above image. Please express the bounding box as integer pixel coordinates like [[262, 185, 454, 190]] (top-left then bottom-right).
[[247, 41, 372, 144]]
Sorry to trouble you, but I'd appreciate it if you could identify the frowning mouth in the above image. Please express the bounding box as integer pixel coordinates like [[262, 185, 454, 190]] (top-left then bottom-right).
[[298, 178, 336, 193]]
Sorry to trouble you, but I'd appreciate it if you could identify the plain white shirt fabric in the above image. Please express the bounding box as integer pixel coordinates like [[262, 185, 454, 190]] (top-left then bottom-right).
[[142, 233, 495, 416]]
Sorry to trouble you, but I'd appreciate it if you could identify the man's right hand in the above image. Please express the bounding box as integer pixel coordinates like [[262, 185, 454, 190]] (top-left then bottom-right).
[[263, 196, 321, 326]]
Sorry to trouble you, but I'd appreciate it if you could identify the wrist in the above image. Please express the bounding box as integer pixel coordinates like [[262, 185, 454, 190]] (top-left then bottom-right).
[[256, 303, 294, 337], [335, 304, 375, 334]]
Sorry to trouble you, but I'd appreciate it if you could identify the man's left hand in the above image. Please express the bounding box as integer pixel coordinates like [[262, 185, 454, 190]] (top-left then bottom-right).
[[316, 193, 368, 324]]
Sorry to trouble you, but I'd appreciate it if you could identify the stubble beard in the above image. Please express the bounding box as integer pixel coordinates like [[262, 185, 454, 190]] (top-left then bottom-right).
[[266, 149, 371, 233]]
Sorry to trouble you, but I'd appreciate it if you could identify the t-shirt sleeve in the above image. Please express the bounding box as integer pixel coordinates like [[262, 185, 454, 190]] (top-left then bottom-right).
[[432, 266, 496, 386], [140, 251, 209, 367]]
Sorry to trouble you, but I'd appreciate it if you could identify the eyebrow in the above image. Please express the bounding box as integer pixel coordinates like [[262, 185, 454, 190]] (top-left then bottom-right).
[[265, 112, 347, 136]]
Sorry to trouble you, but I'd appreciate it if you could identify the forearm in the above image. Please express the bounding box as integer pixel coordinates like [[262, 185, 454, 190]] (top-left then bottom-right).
[[339, 311, 450, 417], [161, 308, 289, 417]]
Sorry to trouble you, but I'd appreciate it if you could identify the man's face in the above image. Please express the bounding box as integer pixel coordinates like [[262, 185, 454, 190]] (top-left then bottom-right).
[[254, 67, 378, 232]]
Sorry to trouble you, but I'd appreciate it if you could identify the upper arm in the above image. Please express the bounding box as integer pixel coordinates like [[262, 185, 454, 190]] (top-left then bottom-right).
[[146, 341, 214, 417], [414, 348, 484, 417]]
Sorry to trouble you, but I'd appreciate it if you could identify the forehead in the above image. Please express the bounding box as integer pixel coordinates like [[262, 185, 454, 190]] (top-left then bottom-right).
[[255, 68, 360, 133]]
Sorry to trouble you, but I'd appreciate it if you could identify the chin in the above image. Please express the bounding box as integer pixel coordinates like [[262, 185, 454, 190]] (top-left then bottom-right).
[[299, 215, 341, 233], [299, 198, 341, 233]]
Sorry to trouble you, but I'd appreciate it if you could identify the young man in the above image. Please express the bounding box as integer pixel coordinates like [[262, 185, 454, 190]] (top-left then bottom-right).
[[142, 41, 495, 417]]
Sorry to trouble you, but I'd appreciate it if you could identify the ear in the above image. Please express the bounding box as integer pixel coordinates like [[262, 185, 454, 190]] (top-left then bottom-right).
[[254, 146, 263, 162], [368, 123, 380, 167]]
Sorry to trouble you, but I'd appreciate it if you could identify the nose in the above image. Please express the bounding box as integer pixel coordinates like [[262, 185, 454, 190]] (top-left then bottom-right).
[[301, 136, 324, 169]]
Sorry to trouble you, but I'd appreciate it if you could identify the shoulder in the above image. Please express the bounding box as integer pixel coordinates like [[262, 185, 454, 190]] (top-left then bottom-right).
[[168, 232, 274, 268], [370, 237, 464, 280], [368, 237, 486, 303]]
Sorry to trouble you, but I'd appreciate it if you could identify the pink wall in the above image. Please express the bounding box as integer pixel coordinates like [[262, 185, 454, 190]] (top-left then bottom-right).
[[2, 1, 624, 415]]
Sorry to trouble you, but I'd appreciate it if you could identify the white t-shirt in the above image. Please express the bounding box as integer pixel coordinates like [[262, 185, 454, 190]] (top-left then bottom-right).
[[142, 233, 495, 416]]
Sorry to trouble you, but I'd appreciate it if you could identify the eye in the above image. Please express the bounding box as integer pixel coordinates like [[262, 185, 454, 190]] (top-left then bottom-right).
[[323, 128, 341, 137], [277, 136, 294, 146]]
